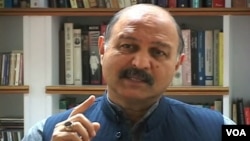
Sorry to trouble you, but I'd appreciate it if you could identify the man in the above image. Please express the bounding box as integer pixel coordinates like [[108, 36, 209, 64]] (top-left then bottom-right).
[[22, 4, 235, 141]]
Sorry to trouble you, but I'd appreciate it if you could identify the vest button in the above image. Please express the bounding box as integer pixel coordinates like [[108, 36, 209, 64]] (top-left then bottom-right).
[[115, 131, 122, 138]]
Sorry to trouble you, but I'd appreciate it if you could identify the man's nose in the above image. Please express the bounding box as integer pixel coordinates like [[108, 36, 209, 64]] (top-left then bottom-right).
[[131, 51, 152, 70]]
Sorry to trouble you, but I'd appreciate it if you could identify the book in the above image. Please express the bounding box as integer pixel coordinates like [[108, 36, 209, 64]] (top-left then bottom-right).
[[30, 0, 48, 7], [232, 0, 247, 8], [83, 0, 90, 8], [97, 0, 106, 7], [190, 0, 202, 8], [213, 29, 220, 86], [88, 25, 101, 85], [197, 31, 205, 86], [88, 0, 98, 7], [181, 29, 192, 86], [237, 98, 245, 125], [177, 0, 189, 7], [212, 0, 225, 7], [232, 100, 238, 124], [64, 23, 74, 85], [214, 99, 222, 113], [9, 50, 23, 85], [244, 106, 250, 125], [190, 30, 198, 85], [59, 30, 66, 85], [73, 29, 82, 85], [168, 0, 177, 7], [203, 0, 212, 7], [69, 0, 78, 8], [218, 32, 223, 86], [81, 26, 90, 85], [204, 30, 213, 86]]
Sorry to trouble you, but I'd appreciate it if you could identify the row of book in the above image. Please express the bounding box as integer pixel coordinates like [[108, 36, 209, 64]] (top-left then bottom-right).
[[0, 117, 24, 141], [232, 98, 250, 125], [171, 29, 224, 86], [48, 0, 230, 8], [0, 50, 24, 86], [59, 21, 225, 86], [59, 22, 106, 85], [1, 0, 250, 9]]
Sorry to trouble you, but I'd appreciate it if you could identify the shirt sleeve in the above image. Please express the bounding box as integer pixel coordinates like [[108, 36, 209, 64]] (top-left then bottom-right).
[[223, 115, 236, 125], [21, 119, 46, 141]]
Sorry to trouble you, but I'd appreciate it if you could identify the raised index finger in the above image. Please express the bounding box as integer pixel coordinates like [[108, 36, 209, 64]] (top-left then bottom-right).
[[69, 95, 96, 117]]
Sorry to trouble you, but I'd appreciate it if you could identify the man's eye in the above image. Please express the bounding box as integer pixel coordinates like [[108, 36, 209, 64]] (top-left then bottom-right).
[[151, 49, 168, 58], [119, 44, 136, 52]]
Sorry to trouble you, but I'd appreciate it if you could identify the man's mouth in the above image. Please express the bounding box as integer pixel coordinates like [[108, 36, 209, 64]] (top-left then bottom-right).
[[119, 67, 154, 86]]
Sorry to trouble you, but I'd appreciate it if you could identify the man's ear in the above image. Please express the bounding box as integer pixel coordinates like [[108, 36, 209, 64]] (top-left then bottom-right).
[[98, 36, 105, 65], [175, 53, 185, 71], [98, 35, 105, 55]]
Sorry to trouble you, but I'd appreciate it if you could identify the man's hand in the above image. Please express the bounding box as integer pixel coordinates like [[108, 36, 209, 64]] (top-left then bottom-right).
[[51, 95, 100, 141]]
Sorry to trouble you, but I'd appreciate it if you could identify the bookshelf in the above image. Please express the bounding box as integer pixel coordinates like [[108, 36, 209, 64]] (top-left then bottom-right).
[[0, 8, 250, 16], [46, 85, 229, 95], [0, 7, 249, 133], [0, 86, 29, 94]]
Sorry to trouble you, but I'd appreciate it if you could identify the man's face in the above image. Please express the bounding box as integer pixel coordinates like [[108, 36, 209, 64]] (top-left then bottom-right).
[[101, 13, 180, 101]]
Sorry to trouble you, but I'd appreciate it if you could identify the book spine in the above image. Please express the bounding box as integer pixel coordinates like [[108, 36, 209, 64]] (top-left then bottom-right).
[[203, 0, 212, 7], [0, 0, 4, 8], [30, 0, 48, 7], [69, 0, 78, 8], [73, 29, 82, 85], [218, 32, 224, 86], [96, 0, 106, 7], [213, 29, 220, 86], [197, 31, 205, 86], [232, 101, 238, 124], [81, 27, 90, 85], [88, 25, 101, 85], [59, 30, 66, 85], [123, 0, 131, 7], [191, 30, 198, 85], [204, 30, 213, 86], [237, 98, 246, 125], [177, 0, 189, 7], [168, 0, 177, 7], [212, 0, 225, 8], [1, 54, 7, 85], [244, 107, 250, 125], [8, 52, 16, 86], [181, 29, 192, 86], [83, 0, 90, 8], [232, 0, 247, 8], [64, 23, 74, 85], [88, 0, 98, 7], [18, 53, 24, 85], [157, 0, 168, 7], [14, 53, 21, 86], [118, 0, 125, 8], [130, 0, 137, 5], [190, 0, 202, 8], [214, 99, 223, 113]]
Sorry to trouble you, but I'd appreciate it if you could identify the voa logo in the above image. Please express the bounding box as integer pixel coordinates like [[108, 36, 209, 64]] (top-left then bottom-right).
[[226, 129, 246, 136]]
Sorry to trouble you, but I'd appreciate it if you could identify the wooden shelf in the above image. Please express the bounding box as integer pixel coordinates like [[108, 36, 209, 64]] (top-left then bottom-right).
[[46, 85, 229, 95], [0, 85, 29, 94], [0, 8, 250, 16]]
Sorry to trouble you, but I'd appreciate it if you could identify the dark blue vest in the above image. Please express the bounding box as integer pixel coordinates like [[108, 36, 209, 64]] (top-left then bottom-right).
[[43, 94, 224, 141]]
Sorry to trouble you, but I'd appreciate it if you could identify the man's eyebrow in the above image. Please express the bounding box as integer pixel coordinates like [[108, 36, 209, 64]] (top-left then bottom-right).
[[118, 34, 139, 41], [151, 41, 172, 49]]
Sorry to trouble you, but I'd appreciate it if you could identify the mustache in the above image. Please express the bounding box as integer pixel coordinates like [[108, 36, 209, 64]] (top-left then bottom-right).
[[119, 67, 154, 86]]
